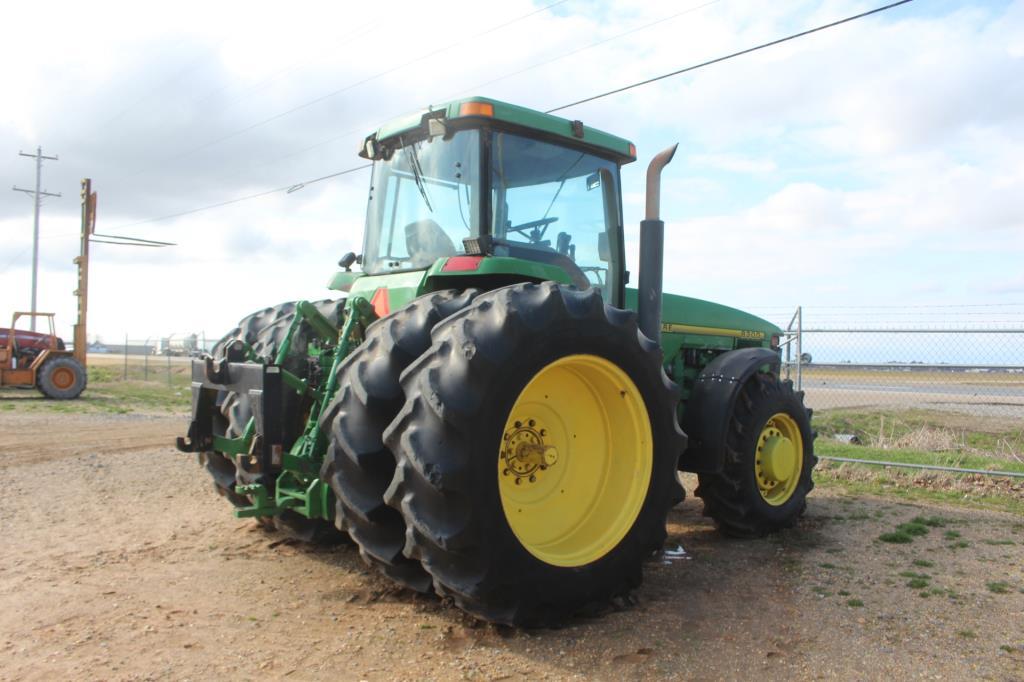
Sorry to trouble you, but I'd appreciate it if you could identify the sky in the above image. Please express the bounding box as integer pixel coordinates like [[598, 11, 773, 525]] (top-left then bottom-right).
[[1, 0, 1022, 347]]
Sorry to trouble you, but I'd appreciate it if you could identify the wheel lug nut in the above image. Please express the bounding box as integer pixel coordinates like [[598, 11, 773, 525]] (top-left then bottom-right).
[[514, 421, 522, 428], [529, 419, 535, 427], [503, 468, 509, 476], [515, 477, 521, 485], [529, 474, 536, 483]]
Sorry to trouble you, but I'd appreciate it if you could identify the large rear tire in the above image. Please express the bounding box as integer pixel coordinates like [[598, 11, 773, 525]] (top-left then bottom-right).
[[200, 299, 346, 544], [321, 289, 480, 592], [383, 282, 686, 625], [694, 373, 816, 538]]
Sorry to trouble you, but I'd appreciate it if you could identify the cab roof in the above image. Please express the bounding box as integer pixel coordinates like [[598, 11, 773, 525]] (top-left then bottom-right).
[[361, 96, 636, 164]]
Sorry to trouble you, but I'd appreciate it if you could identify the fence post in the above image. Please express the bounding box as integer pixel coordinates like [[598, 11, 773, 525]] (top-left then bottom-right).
[[796, 306, 802, 391], [123, 334, 128, 380], [167, 349, 172, 387]]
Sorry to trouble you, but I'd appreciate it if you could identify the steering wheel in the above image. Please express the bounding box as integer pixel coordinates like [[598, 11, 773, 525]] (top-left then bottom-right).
[[506, 217, 559, 243]]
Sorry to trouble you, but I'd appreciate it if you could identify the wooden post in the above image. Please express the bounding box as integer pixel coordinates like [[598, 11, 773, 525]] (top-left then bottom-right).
[[73, 179, 95, 366]]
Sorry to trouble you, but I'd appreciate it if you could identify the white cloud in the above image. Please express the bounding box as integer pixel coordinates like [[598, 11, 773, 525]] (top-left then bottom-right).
[[689, 153, 777, 173]]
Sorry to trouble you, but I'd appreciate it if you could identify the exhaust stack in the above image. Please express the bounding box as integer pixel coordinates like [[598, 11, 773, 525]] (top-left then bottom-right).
[[637, 144, 678, 345]]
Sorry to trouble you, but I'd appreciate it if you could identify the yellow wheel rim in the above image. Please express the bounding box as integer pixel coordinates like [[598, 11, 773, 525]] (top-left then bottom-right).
[[497, 354, 652, 567], [754, 412, 804, 506]]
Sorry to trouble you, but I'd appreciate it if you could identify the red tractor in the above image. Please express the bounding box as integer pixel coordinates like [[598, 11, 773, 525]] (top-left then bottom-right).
[[0, 312, 87, 399]]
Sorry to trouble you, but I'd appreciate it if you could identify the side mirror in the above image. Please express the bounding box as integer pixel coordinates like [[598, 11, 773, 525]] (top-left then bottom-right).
[[338, 252, 358, 271]]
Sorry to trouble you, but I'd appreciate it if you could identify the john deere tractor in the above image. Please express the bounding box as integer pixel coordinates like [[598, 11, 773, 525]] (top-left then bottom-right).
[[178, 97, 815, 625]]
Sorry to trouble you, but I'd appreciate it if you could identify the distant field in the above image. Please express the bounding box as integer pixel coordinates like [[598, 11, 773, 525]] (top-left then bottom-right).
[[795, 366, 1024, 386]]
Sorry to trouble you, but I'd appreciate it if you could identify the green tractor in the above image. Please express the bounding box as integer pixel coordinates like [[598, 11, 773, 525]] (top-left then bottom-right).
[[177, 97, 816, 625]]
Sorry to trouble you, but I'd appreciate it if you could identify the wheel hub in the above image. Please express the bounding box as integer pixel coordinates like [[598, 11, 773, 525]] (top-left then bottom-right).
[[502, 420, 559, 484], [760, 430, 796, 482], [52, 367, 75, 390]]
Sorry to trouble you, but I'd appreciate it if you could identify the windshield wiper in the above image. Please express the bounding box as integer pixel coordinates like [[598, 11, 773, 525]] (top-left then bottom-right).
[[403, 137, 434, 213]]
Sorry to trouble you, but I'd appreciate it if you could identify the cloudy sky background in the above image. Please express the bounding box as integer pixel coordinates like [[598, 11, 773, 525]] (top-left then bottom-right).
[[1, 0, 1021, 345]]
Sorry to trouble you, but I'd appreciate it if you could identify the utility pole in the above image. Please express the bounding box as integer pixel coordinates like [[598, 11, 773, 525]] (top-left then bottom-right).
[[13, 146, 61, 331]]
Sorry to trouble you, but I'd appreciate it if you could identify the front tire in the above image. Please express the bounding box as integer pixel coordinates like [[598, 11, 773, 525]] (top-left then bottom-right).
[[37, 355, 86, 399], [694, 373, 816, 538], [384, 282, 685, 625]]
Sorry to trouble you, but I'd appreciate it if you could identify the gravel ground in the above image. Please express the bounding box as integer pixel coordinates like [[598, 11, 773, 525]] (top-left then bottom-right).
[[1, 411, 1022, 680]]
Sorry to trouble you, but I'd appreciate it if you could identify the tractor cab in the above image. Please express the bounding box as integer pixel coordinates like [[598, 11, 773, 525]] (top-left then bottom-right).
[[358, 98, 636, 306]]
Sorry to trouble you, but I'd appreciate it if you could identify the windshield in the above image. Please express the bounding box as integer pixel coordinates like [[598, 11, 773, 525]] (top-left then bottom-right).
[[363, 130, 481, 274], [490, 131, 622, 299]]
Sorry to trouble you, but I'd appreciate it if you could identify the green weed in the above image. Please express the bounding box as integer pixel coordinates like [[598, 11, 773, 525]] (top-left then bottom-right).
[[897, 522, 930, 537]]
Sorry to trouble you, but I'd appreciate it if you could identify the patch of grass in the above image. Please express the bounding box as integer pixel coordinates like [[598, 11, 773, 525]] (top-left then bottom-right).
[[814, 472, 1024, 516], [813, 408, 1024, 459], [987, 582, 1011, 594], [1000, 645, 1016, 653], [819, 562, 838, 570], [897, 522, 930, 537], [898, 571, 931, 579], [912, 515, 950, 528], [906, 577, 930, 589], [1, 371, 190, 415], [948, 540, 970, 550], [957, 630, 977, 639], [812, 586, 832, 597], [912, 559, 935, 568], [982, 539, 1015, 546], [944, 530, 962, 540], [817, 440, 1024, 476], [846, 599, 864, 608], [879, 531, 913, 544], [838, 590, 851, 596]]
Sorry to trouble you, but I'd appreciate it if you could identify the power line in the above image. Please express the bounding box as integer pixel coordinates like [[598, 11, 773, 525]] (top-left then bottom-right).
[[546, 0, 915, 113], [109, 164, 371, 230], [129, 0, 571, 177], [172, 1, 724, 192], [455, 0, 722, 98], [109, 0, 916, 231]]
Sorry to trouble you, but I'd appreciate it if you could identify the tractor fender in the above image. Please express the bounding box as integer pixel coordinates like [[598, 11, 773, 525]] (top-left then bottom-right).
[[679, 347, 781, 474]]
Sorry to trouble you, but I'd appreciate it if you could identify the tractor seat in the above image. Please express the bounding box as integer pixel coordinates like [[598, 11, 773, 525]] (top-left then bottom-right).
[[405, 219, 457, 267]]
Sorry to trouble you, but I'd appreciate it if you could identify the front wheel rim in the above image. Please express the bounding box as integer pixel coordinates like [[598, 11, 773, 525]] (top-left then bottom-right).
[[498, 354, 653, 568], [51, 367, 77, 390], [754, 412, 804, 506]]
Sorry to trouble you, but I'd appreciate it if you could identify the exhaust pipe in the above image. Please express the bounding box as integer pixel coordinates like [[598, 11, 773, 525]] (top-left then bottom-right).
[[637, 144, 678, 345]]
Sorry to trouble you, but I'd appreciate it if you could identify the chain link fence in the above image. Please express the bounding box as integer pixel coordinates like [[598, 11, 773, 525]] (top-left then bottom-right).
[[764, 306, 1024, 421], [85, 333, 212, 385]]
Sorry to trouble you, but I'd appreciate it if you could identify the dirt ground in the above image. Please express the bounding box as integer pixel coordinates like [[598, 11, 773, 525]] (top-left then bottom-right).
[[1, 410, 1023, 681]]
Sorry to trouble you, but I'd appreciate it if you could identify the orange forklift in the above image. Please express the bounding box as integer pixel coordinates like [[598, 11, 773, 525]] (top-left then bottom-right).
[[0, 312, 86, 399], [0, 180, 95, 399]]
